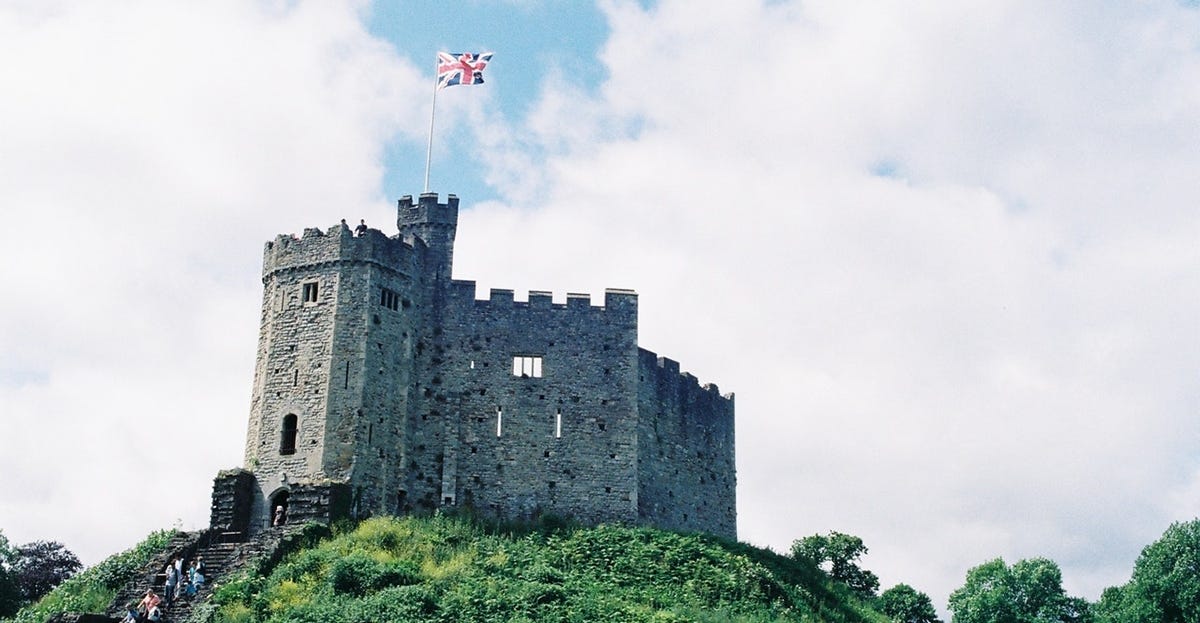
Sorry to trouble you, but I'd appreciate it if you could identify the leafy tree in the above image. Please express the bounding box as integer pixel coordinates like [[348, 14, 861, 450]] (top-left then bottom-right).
[[1091, 585, 1147, 623], [0, 530, 21, 618], [13, 540, 82, 602], [791, 531, 880, 598], [948, 557, 1090, 623], [879, 583, 941, 623], [1096, 519, 1200, 623]]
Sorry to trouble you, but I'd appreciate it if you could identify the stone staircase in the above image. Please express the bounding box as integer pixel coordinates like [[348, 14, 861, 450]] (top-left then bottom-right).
[[106, 531, 207, 620], [152, 538, 238, 623], [105, 526, 310, 623]]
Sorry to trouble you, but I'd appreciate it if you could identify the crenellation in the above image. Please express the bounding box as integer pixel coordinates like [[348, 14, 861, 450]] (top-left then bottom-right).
[[603, 289, 638, 317], [656, 355, 680, 376], [398, 193, 459, 228], [218, 190, 734, 540], [457, 287, 635, 315], [488, 288, 515, 304], [566, 292, 590, 308], [263, 227, 418, 286]]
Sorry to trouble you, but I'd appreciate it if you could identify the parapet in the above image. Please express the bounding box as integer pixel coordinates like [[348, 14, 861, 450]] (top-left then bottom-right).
[[261, 222, 417, 279], [446, 281, 638, 316], [489, 288, 515, 304], [398, 193, 459, 229], [528, 291, 553, 309], [639, 348, 735, 401]]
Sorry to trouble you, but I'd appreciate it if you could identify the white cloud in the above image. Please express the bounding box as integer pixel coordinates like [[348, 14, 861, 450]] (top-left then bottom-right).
[[1, 0, 1198, 618], [453, 0, 1200, 612], [0, 0, 425, 564]]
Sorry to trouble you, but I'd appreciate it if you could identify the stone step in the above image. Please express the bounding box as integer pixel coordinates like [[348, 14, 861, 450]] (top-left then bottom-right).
[[107, 525, 311, 621]]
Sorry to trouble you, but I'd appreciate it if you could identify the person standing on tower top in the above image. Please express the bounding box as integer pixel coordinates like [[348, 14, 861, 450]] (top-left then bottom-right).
[[355, 219, 367, 236]]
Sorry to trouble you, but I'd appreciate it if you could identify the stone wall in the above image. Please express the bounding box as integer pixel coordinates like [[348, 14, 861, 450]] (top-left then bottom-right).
[[423, 284, 641, 524], [284, 482, 352, 526], [636, 350, 737, 539], [210, 469, 256, 535]]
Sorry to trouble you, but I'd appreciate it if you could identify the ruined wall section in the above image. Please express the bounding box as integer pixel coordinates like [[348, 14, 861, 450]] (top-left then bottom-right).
[[244, 224, 421, 529], [423, 283, 641, 524], [636, 350, 736, 539]]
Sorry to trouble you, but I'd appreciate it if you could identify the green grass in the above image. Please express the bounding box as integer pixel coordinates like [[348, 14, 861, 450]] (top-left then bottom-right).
[[3, 529, 177, 623], [210, 516, 890, 623]]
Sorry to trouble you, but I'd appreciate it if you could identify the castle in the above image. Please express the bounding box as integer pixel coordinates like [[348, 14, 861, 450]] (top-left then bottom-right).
[[209, 193, 736, 539]]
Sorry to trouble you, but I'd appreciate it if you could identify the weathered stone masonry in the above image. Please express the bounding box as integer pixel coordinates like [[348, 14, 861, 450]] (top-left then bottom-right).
[[212, 192, 737, 540]]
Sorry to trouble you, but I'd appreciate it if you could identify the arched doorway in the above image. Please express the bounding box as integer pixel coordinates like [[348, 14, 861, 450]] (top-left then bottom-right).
[[269, 489, 290, 527]]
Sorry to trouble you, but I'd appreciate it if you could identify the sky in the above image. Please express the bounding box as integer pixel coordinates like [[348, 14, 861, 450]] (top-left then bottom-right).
[[1, 0, 1198, 616]]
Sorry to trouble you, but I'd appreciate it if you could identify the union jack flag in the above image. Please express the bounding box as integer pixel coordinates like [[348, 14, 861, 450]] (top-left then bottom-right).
[[437, 52, 493, 90]]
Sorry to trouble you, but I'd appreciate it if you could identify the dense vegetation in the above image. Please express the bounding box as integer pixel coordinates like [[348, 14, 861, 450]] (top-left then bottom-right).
[[0, 529, 175, 623], [946, 518, 1200, 623], [791, 532, 880, 600], [8, 515, 1197, 623], [208, 516, 891, 623], [1091, 519, 1200, 623], [947, 557, 1088, 623]]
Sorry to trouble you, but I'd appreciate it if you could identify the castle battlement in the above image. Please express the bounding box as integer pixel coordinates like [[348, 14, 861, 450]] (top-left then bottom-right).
[[398, 192, 459, 227], [639, 349, 735, 401], [444, 281, 638, 316], [262, 224, 421, 282]]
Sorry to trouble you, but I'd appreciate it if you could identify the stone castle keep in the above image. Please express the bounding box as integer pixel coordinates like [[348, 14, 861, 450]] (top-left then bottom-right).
[[209, 193, 736, 539]]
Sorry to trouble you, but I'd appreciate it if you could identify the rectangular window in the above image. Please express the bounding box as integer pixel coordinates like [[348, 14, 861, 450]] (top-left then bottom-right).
[[512, 355, 543, 378], [555, 409, 562, 439], [380, 288, 400, 311], [280, 414, 298, 455], [496, 407, 503, 437], [302, 281, 319, 303]]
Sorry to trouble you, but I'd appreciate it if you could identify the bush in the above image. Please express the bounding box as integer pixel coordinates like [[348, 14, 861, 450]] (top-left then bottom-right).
[[4, 529, 176, 623], [205, 516, 889, 623]]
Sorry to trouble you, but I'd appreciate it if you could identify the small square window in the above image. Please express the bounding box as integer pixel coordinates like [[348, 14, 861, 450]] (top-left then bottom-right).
[[380, 288, 400, 311], [302, 282, 319, 303], [512, 355, 542, 378]]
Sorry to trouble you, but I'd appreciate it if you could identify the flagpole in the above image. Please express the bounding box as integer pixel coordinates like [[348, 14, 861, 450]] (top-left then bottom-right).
[[423, 54, 439, 194]]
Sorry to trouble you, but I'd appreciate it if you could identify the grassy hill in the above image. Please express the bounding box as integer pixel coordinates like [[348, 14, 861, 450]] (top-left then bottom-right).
[[3, 529, 177, 623], [10, 516, 892, 623], [209, 516, 888, 623]]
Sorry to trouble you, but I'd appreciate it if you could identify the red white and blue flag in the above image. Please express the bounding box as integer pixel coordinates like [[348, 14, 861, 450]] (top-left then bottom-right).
[[437, 52, 493, 90]]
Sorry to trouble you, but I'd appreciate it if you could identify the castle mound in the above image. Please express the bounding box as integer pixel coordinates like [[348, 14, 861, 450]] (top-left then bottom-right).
[[205, 516, 885, 623]]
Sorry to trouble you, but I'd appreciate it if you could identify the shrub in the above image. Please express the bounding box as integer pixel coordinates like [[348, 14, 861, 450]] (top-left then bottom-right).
[[201, 516, 890, 623], [4, 529, 176, 623]]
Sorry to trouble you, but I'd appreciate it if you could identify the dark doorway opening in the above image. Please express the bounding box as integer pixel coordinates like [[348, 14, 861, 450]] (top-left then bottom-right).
[[270, 490, 290, 527]]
